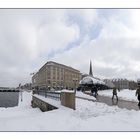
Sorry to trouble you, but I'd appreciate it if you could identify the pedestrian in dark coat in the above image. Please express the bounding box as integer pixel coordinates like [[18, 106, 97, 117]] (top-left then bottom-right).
[[91, 86, 98, 97], [91, 86, 94, 96], [136, 86, 140, 106], [112, 87, 118, 100], [94, 86, 98, 97]]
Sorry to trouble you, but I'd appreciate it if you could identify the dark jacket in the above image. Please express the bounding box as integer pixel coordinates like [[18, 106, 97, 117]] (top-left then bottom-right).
[[113, 88, 117, 95], [91, 86, 98, 93], [136, 88, 140, 100]]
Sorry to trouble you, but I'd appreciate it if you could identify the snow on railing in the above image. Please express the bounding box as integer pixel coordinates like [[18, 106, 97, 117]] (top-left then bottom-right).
[[33, 90, 61, 101]]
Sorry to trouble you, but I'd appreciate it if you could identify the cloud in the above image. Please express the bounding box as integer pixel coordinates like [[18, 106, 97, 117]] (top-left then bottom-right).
[[51, 9, 140, 80], [37, 21, 79, 54], [0, 9, 140, 87], [0, 9, 80, 87]]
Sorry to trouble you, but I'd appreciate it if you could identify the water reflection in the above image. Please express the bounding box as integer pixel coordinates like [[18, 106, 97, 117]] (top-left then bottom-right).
[[112, 99, 118, 105]]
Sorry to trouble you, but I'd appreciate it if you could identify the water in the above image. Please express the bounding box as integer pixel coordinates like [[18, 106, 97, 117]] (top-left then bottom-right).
[[0, 92, 19, 107]]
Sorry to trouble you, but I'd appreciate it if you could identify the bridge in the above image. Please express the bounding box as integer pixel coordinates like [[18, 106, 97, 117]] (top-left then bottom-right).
[[0, 87, 20, 92], [31, 90, 76, 111]]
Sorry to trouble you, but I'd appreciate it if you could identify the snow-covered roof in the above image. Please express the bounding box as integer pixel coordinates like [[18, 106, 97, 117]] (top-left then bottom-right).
[[79, 76, 105, 85]]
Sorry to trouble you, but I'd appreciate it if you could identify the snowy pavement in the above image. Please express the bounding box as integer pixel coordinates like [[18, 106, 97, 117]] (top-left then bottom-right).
[[98, 89, 138, 102], [96, 95, 139, 111], [76, 91, 96, 101], [0, 90, 140, 131]]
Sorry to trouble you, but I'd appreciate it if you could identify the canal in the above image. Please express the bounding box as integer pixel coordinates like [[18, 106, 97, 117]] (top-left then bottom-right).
[[0, 92, 19, 107]]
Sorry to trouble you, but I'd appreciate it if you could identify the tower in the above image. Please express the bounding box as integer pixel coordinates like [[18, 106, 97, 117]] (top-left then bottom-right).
[[89, 60, 93, 76]]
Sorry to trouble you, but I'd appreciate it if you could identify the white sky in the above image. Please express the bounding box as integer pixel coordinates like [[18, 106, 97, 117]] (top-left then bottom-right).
[[0, 9, 140, 87]]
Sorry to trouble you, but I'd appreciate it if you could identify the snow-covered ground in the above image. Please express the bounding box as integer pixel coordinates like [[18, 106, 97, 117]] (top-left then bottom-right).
[[99, 89, 138, 102], [0, 90, 140, 131], [76, 91, 96, 101]]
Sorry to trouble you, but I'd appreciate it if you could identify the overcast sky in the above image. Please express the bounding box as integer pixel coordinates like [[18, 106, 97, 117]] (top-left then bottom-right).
[[0, 9, 140, 87]]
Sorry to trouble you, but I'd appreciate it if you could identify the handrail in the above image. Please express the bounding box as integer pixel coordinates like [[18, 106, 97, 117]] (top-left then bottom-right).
[[33, 90, 61, 101]]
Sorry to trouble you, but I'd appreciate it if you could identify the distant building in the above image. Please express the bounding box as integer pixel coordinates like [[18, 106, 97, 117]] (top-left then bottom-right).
[[111, 78, 129, 89], [32, 61, 81, 90], [81, 61, 101, 81], [129, 80, 137, 90], [79, 60, 107, 90], [104, 78, 137, 90], [20, 83, 32, 90], [89, 60, 93, 76], [103, 79, 115, 88]]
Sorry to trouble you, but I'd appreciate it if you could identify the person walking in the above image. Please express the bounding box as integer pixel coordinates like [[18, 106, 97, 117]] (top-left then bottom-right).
[[135, 85, 140, 106], [91, 86, 95, 96], [94, 86, 98, 97], [91, 86, 98, 98], [112, 87, 118, 101]]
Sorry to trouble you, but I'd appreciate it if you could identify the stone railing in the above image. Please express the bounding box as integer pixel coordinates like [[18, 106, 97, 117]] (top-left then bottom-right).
[[61, 91, 75, 110], [31, 90, 76, 111], [31, 96, 58, 112]]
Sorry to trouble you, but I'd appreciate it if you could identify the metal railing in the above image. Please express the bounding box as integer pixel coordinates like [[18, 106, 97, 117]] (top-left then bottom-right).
[[33, 90, 61, 101]]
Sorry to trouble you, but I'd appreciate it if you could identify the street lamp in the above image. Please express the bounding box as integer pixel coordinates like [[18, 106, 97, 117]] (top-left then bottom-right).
[[19, 83, 23, 102]]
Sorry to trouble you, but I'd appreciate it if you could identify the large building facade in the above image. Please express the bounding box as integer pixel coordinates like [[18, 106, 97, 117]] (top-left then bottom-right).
[[32, 61, 81, 90]]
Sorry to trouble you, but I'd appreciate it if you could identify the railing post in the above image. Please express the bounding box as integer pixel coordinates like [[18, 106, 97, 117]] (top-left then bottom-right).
[[61, 91, 75, 110]]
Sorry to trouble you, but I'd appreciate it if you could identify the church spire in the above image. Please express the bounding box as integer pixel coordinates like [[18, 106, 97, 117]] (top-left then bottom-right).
[[89, 60, 93, 76]]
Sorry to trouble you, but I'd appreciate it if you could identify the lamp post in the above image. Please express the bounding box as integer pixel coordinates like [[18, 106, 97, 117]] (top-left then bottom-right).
[[73, 78, 78, 93], [30, 72, 35, 89], [19, 83, 23, 102]]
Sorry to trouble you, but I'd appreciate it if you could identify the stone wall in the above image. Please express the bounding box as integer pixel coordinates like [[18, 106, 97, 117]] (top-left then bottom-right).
[[31, 96, 58, 112], [61, 91, 75, 110], [31, 91, 76, 111]]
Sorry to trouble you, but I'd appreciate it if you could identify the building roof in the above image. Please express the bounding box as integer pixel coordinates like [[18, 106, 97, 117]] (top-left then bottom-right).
[[39, 61, 80, 73], [79, 76, 105, 85]]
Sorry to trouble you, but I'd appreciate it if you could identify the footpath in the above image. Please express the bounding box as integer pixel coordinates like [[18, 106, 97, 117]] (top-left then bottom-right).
[[96, 95, 139, 111], [76, 94, 139, 111]]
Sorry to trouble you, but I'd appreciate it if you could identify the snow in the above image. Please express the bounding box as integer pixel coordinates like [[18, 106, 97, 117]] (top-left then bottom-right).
[[61, 89, 75, 93], [80, 76, 105, 85], [99, 89, 138, 102], [76, 91, 96, 101], [0, 90, 140, 131]]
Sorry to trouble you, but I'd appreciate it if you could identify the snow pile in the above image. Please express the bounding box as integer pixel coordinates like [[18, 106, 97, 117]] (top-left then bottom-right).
[[99, 89, 138, 102], [1, 90, 140, 131], [76, 91, 96, 101]]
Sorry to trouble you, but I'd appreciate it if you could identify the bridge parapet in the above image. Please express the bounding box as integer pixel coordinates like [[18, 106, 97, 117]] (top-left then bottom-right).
[[31, 90, 76, 111]]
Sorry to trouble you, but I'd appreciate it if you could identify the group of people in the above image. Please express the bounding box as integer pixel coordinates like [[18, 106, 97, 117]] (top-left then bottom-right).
[[90, 85, 140, 107], [112, 86, 140, 107]]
